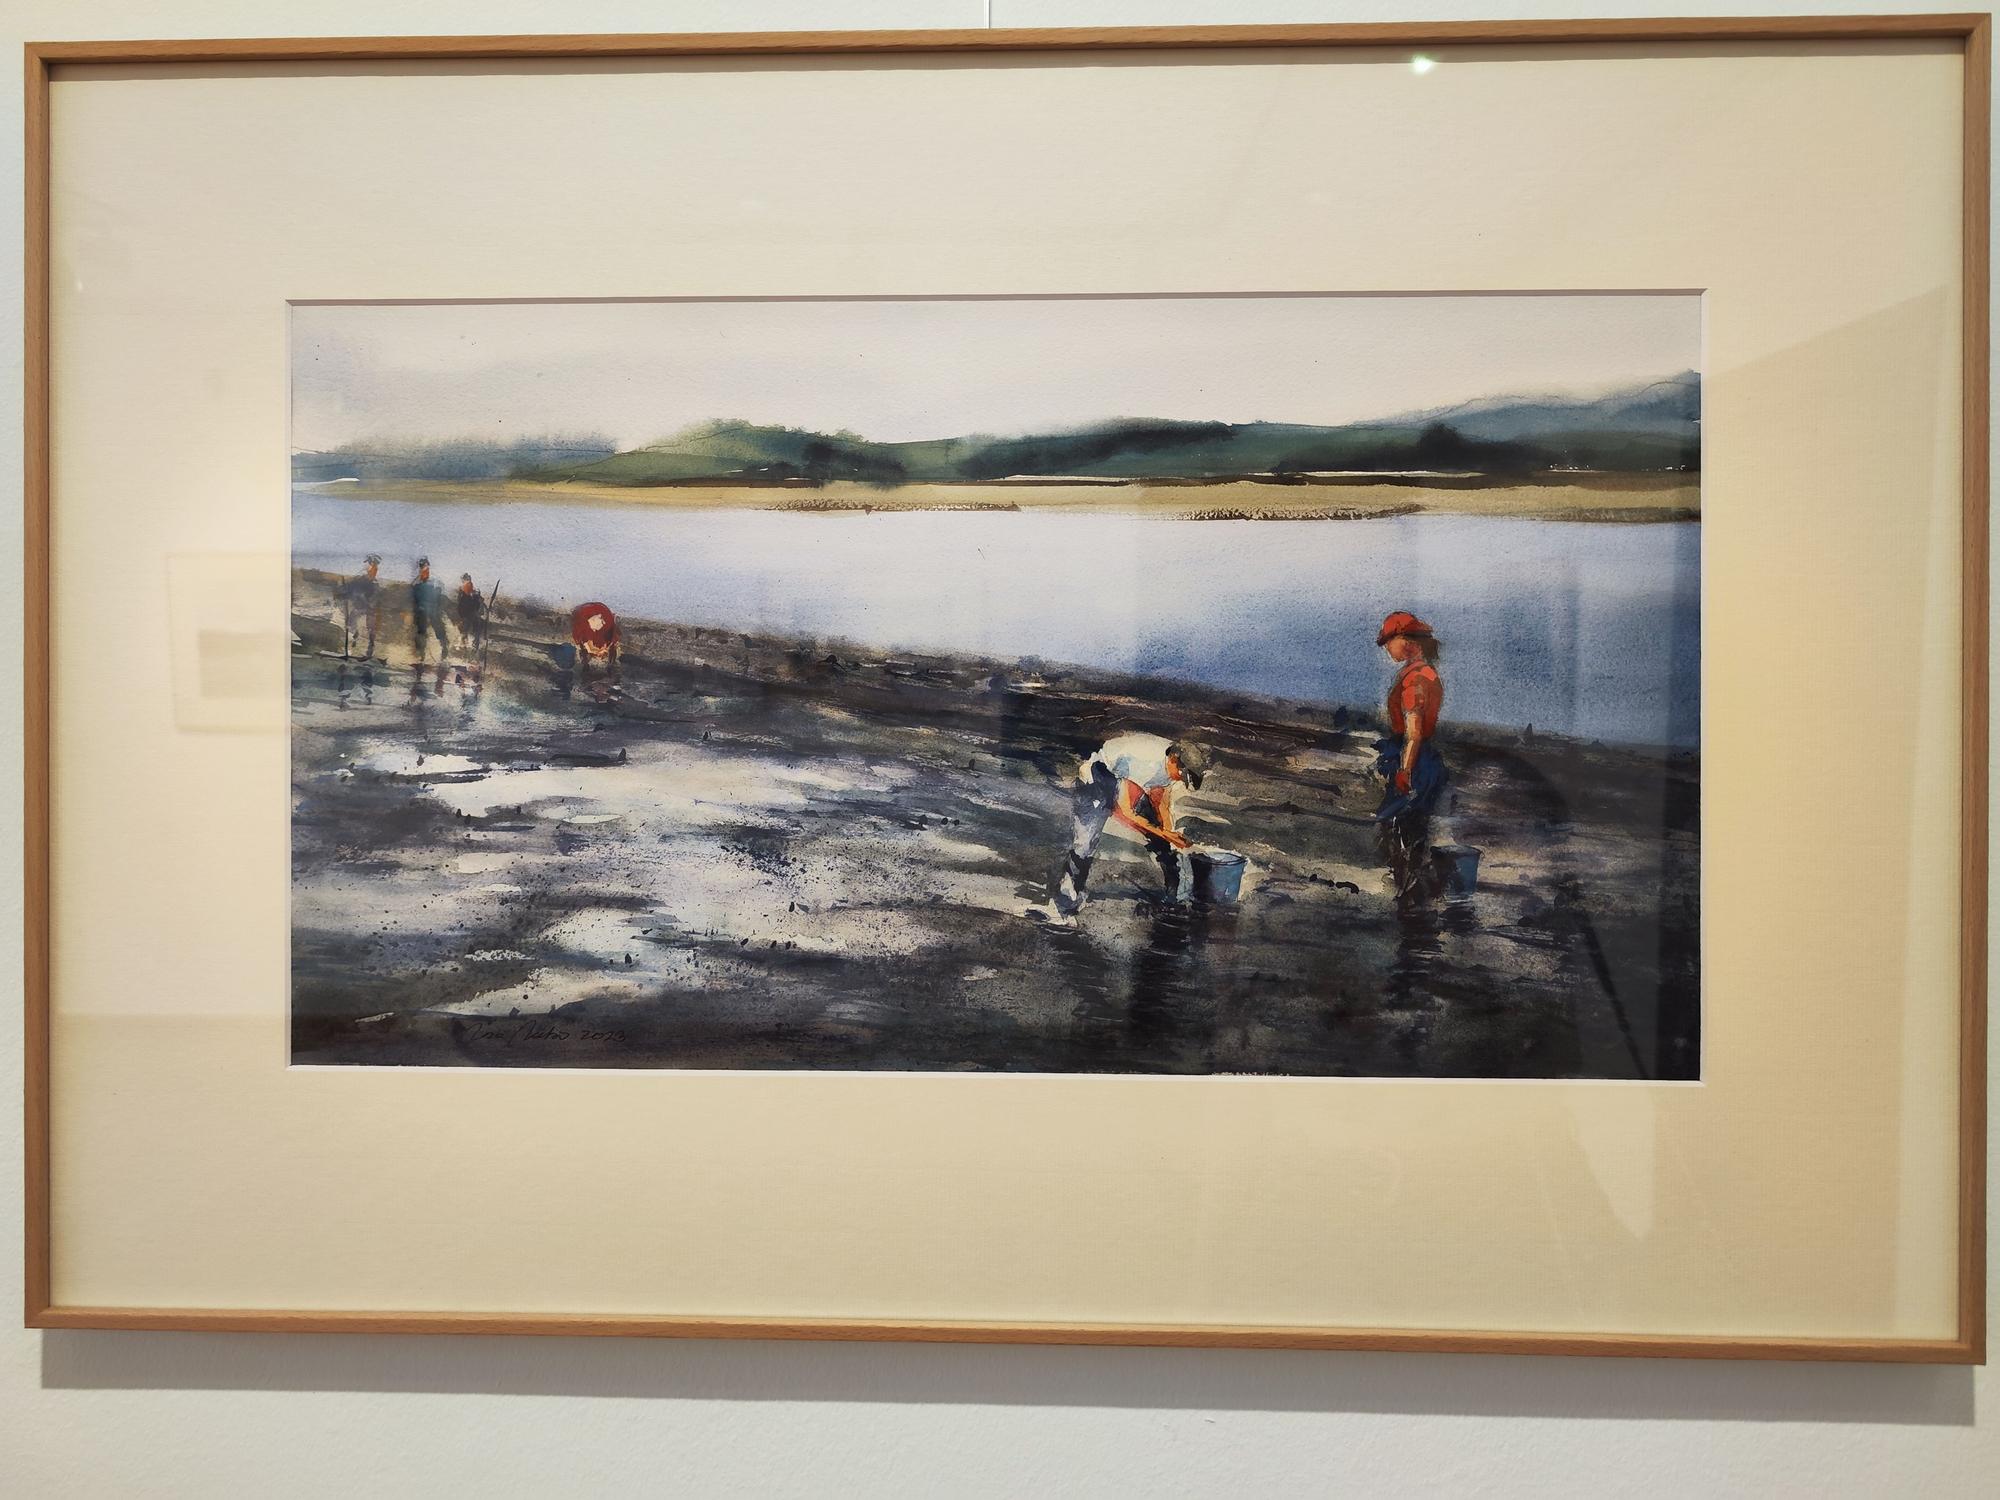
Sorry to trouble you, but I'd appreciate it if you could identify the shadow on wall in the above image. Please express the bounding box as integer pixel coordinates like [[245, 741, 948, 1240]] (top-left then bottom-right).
[[39, 1332, 1974, 1425]]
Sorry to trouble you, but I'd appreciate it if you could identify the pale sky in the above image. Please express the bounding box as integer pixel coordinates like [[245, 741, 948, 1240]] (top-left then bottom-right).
[[291, 294, 1701, 452]]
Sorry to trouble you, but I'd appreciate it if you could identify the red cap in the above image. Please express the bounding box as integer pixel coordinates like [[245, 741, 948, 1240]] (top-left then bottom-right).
[[1376, 610, 1434, 645]]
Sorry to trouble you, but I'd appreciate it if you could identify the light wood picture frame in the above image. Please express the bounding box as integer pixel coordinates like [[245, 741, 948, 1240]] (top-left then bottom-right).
[[22, 15, 1990, 1359]]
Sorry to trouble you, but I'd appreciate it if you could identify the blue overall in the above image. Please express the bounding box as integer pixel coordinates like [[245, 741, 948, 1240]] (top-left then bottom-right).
[[1373, 736, 1448, 824]]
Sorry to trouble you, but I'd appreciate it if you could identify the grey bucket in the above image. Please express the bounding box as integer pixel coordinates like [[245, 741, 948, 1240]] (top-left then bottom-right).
[[1431, 844, 1481, 899], [1190, 848, 1249, 905]]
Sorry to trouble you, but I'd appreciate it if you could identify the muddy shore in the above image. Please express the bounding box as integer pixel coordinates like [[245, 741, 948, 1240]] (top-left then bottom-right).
[[290, 571, 1699, 1077], [321, 472, 1700, 523]]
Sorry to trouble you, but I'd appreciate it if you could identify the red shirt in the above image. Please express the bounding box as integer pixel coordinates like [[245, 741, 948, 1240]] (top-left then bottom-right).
[[571, 602, 620, 654], [1388, 661, 1442, 739]]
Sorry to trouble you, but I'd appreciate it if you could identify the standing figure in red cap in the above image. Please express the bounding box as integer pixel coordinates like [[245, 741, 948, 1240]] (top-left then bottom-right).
[[569, 601, 622, 701], [1374, 610, 1448, 901]]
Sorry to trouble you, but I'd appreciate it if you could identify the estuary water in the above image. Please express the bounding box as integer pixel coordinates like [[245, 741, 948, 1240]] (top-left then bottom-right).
[[294, 491, 1700, 748]]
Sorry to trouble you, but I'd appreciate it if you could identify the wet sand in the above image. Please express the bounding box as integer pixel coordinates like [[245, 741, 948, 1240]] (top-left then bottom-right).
[[290, 571, 1700, 1077], [318, 472, 1700, 522]]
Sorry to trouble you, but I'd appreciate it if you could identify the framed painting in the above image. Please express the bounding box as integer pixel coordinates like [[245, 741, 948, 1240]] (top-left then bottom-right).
[[23, 16, 1989, 1358]]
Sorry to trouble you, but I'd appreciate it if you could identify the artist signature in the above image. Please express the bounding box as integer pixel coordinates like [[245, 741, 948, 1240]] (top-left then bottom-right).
[[461, 1020, 631, 1047]]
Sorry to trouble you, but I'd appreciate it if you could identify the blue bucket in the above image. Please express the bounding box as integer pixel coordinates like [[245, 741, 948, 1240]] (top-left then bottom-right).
[[1190, 848, 1248, 905]]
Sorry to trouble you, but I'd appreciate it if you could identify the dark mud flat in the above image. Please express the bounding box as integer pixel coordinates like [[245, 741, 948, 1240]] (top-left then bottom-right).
[[290, 571, 1699, 1077]]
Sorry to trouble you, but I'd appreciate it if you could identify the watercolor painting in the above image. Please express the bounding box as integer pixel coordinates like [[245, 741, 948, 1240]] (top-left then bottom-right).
[[289, 294, 1700, 1077]]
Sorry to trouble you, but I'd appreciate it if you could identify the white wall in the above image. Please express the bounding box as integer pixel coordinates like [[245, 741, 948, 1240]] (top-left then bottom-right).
[[2, 2, 1994, 1495]]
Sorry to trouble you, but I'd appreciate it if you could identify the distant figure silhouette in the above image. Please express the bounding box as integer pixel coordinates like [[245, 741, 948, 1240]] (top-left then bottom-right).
[[411, 557, 448, 663], [455, 574, 487, 652], [339, 553, 381, 659]]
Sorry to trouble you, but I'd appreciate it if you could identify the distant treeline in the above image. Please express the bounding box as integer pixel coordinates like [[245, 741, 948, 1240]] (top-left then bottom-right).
[[293, 373, 1699, 487], [292, 434, 620, 484]]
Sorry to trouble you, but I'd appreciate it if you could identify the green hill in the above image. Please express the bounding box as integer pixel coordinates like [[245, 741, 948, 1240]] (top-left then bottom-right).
[[297, 374, 1699, 487]]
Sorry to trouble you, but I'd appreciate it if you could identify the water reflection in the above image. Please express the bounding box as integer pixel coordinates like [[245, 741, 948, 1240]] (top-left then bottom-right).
[[1126, 901, 1238, 1049], [331, 656, 380, 707]]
